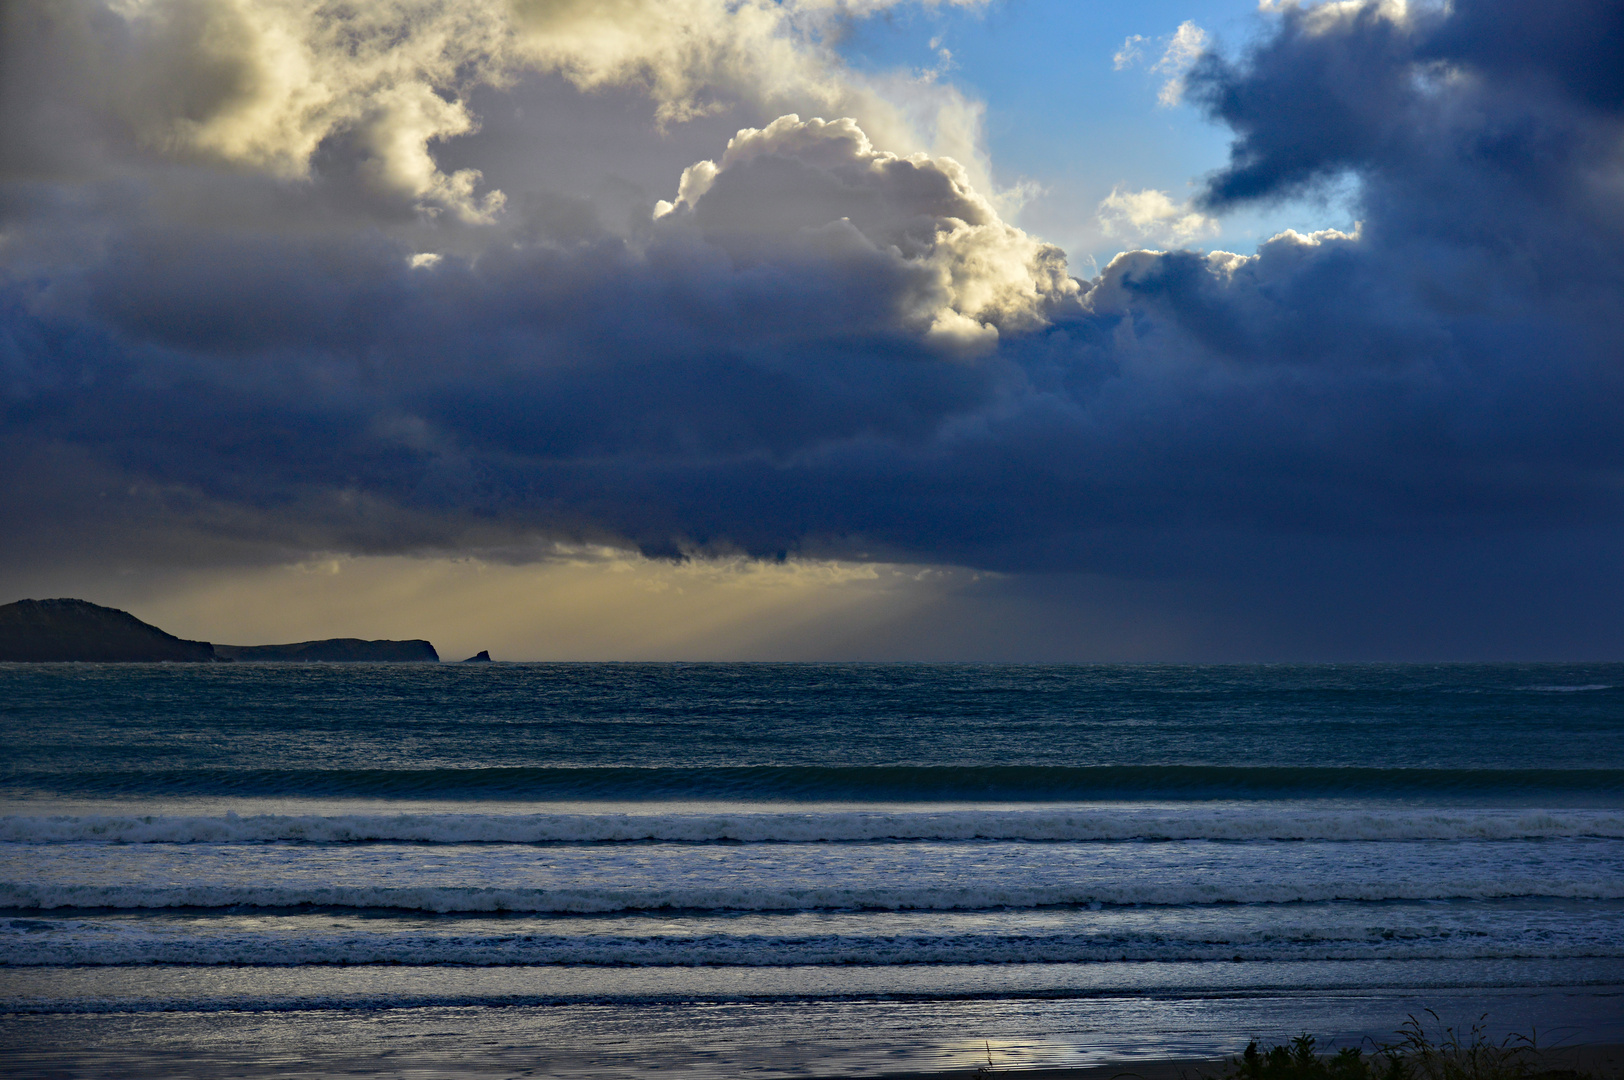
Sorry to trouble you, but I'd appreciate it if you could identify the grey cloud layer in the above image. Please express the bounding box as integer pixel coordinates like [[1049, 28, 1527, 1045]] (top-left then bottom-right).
[[4, 0, 1623, 606]]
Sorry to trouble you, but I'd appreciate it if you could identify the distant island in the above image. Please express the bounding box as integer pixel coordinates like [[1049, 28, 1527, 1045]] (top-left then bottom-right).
[[214, 640, 439, 662], [0, 598, 442, 663]]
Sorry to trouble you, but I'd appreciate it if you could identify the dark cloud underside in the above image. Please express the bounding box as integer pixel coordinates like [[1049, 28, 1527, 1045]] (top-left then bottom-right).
[[3, 0, 1623, 654]]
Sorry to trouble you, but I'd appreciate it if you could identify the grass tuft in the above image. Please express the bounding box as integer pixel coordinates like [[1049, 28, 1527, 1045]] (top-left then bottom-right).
[[1210, 1012, 1593, 1080]]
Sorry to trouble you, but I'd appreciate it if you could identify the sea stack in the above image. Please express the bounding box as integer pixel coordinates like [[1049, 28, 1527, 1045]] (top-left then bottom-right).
[[462, 650, 492, 663]]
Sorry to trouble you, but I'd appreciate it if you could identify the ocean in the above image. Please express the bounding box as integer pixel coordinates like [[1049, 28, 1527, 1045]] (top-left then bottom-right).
[[2, 663, 1621, 1077]]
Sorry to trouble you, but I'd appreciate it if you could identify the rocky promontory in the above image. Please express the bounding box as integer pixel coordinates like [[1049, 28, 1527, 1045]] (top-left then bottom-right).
[[0, 598, 216, 662], [214, 639, 439, 662], [0, 598, 440, 663]]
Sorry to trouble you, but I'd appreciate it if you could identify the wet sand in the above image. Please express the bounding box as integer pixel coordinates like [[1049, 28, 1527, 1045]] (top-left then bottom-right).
[[837, 1047, 1624, 1080], [1, 1045, 1621, 1080], [0, 1049, 1226, 1079], [4, 986, 1622, 1080]]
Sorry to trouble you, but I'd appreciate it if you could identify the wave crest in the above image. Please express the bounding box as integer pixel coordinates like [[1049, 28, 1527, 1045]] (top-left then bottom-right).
[[5, 878, 1622, 914], [4, 808, 1623, 845]]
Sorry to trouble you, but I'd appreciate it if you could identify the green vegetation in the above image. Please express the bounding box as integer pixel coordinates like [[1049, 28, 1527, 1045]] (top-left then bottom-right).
[[962, 1013, 1612, 1080], [1210, 1013, 1595, 1080]]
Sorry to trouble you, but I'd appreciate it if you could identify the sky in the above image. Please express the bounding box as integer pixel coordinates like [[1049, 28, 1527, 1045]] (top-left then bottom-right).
[[2, 0, 1622, 661]]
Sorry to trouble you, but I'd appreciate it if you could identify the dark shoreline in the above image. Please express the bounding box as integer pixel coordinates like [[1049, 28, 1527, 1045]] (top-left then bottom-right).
[[825, 1049, 1624, 1080], [2, 1047, 1621, 1080]]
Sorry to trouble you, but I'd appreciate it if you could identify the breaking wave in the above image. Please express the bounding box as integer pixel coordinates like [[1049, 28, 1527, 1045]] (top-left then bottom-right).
[[4, 808, 1623, 845], [5, 925, 1618, 967], [6, 878, 1623, 914], [7, 765, 1623, 801]]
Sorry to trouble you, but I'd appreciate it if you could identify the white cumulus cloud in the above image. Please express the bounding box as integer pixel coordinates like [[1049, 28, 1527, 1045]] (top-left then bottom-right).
[[1113, 20, 1210, 107], [1154, 21, 1210, 106], [1096, 186, 1218, 248], [21, 0, 996, 221], [659, 114, 1080, 350]]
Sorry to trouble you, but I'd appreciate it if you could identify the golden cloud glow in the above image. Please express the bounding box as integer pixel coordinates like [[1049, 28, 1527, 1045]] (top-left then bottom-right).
[[128, 549, 984, 660], [102, 0, 997, 218]]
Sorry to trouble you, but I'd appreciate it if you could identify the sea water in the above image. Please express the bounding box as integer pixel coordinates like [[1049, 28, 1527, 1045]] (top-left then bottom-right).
[[1, 663, 1621, 1077]]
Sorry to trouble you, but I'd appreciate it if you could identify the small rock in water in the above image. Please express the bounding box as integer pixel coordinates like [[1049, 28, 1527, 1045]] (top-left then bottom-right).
[[462, 650, 492, 663]]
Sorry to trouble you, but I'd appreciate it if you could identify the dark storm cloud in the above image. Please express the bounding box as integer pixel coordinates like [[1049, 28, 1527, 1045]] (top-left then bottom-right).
[[4, 0, 1624, 624]]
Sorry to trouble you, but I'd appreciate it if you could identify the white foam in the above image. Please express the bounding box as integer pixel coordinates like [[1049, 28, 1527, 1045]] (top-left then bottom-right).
[[3, 808, 1620, 845], [1529, 685, 1614, 692], [5, 877, 1622, 913], [2, 928, 1614, 967], [7, 958, 1620, 1018]]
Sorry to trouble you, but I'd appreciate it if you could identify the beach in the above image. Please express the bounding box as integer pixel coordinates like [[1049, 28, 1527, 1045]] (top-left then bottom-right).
[[4, 994, 1621, 1078]]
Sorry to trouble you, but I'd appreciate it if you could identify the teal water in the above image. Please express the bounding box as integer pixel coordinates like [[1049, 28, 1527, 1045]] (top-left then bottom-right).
[[2, 663, 1622, 1076], [6, 662, 1623, 794]]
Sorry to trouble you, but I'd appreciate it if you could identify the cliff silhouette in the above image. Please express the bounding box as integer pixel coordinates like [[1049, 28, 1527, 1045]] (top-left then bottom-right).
[[0, 598, 438, 662], [0, 598, 215, 662]]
